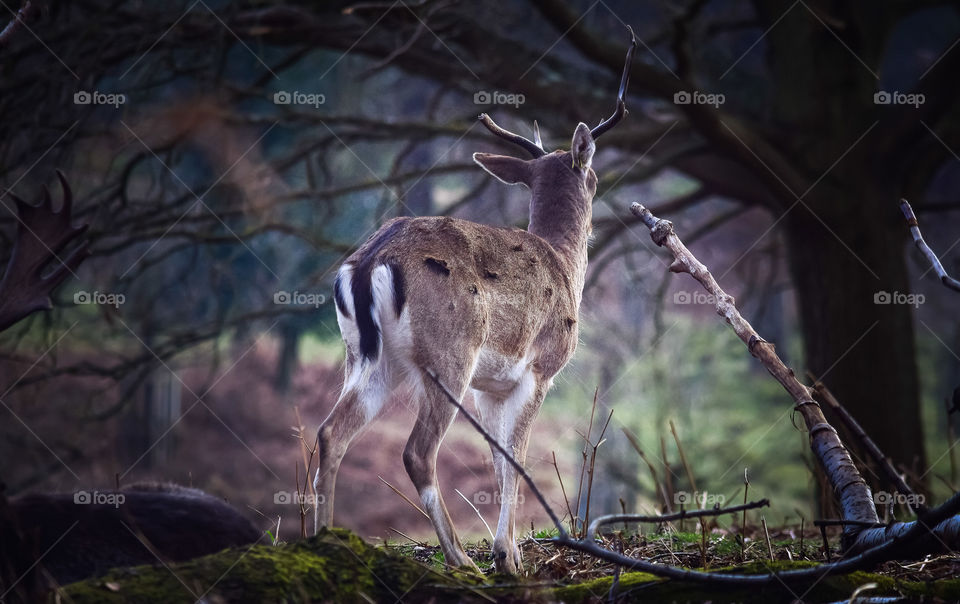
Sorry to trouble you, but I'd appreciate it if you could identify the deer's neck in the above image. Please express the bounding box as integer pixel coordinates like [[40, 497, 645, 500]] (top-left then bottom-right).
[[527, 188, 591, 295]]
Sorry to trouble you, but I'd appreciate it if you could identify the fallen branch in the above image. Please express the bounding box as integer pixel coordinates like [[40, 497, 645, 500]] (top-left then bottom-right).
[[899, 198, 960, 292], [586, 499, 770, 539]]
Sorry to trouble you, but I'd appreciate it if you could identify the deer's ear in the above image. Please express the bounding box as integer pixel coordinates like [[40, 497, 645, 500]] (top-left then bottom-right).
[[473, 153, 531, 186], [570, 123, 595, 172]]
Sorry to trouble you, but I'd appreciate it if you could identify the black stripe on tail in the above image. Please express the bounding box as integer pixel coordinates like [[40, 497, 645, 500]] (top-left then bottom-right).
[[349, 220, 409, 362]]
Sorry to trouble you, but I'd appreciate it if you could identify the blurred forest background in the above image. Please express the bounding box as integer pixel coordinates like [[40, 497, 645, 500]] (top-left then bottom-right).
[[0, 0, 958, 543]]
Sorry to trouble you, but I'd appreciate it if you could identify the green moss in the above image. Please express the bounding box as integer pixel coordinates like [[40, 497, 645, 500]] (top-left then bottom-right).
[[58, 529, 960, 603], [59, 528, 486, 603]]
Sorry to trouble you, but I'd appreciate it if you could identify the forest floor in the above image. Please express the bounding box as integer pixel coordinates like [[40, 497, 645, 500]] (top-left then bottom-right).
[[58, 525, 960, 603]]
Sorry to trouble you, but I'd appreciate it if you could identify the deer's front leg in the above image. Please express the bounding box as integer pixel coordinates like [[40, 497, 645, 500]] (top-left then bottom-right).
[[492, 374, 546, 574]]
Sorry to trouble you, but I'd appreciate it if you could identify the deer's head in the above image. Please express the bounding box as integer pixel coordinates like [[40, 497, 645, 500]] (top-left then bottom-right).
[[471, 27, 636, 249], [473, 122, 599, 204]]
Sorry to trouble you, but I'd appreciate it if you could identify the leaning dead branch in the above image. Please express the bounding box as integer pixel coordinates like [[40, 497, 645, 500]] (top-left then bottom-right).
[[629, 201, 960, 560], [629, 202, 878, 542], [899, 198, 960, 292]]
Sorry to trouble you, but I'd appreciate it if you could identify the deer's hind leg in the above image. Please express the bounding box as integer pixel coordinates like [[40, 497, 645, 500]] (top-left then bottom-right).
[[403, 370, 479, 571], [313, 354, 393, 534]]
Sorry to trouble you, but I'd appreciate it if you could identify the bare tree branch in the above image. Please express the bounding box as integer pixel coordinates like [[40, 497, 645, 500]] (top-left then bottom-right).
[[900, 198, 960, 292]]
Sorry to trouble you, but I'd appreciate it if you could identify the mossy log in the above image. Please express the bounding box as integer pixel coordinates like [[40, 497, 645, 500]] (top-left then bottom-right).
[[59, 529, 960, 603]]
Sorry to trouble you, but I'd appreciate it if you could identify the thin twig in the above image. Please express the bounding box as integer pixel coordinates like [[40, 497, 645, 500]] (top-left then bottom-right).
[[455, 488, 495, 542], [551, 451, 577, 535], [741, 469, 749, 562], [761, 516, 774, 561], [622, 427, 672, 513], [899, 199, 960, 292], [584, 408, 614, 536], [574, 388, 600, 537], [660, 434, 675, 511], [387, 527, 427, 547], [378, 476, 429, 520], [670, 419, 698, 498]]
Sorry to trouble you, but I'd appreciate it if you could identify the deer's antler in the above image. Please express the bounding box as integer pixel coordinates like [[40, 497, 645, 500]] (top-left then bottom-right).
[[0, 171, 89, 332], [478, 25, 637, 157], [590, 25, 636, 140]]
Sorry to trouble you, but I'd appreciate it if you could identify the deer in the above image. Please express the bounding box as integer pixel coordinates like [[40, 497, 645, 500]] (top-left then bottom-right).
[[314, 29, 636, 574]]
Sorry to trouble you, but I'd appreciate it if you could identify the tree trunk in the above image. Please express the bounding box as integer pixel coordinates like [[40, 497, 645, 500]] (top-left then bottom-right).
[[783, 192, 926, 494]]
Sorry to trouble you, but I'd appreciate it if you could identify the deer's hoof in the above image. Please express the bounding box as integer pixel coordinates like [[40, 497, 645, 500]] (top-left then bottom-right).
[[492, 548, 520, 574]]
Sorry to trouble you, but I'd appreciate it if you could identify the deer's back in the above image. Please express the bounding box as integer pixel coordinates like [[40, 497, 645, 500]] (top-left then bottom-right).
[[341, 216, 581, 382]]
